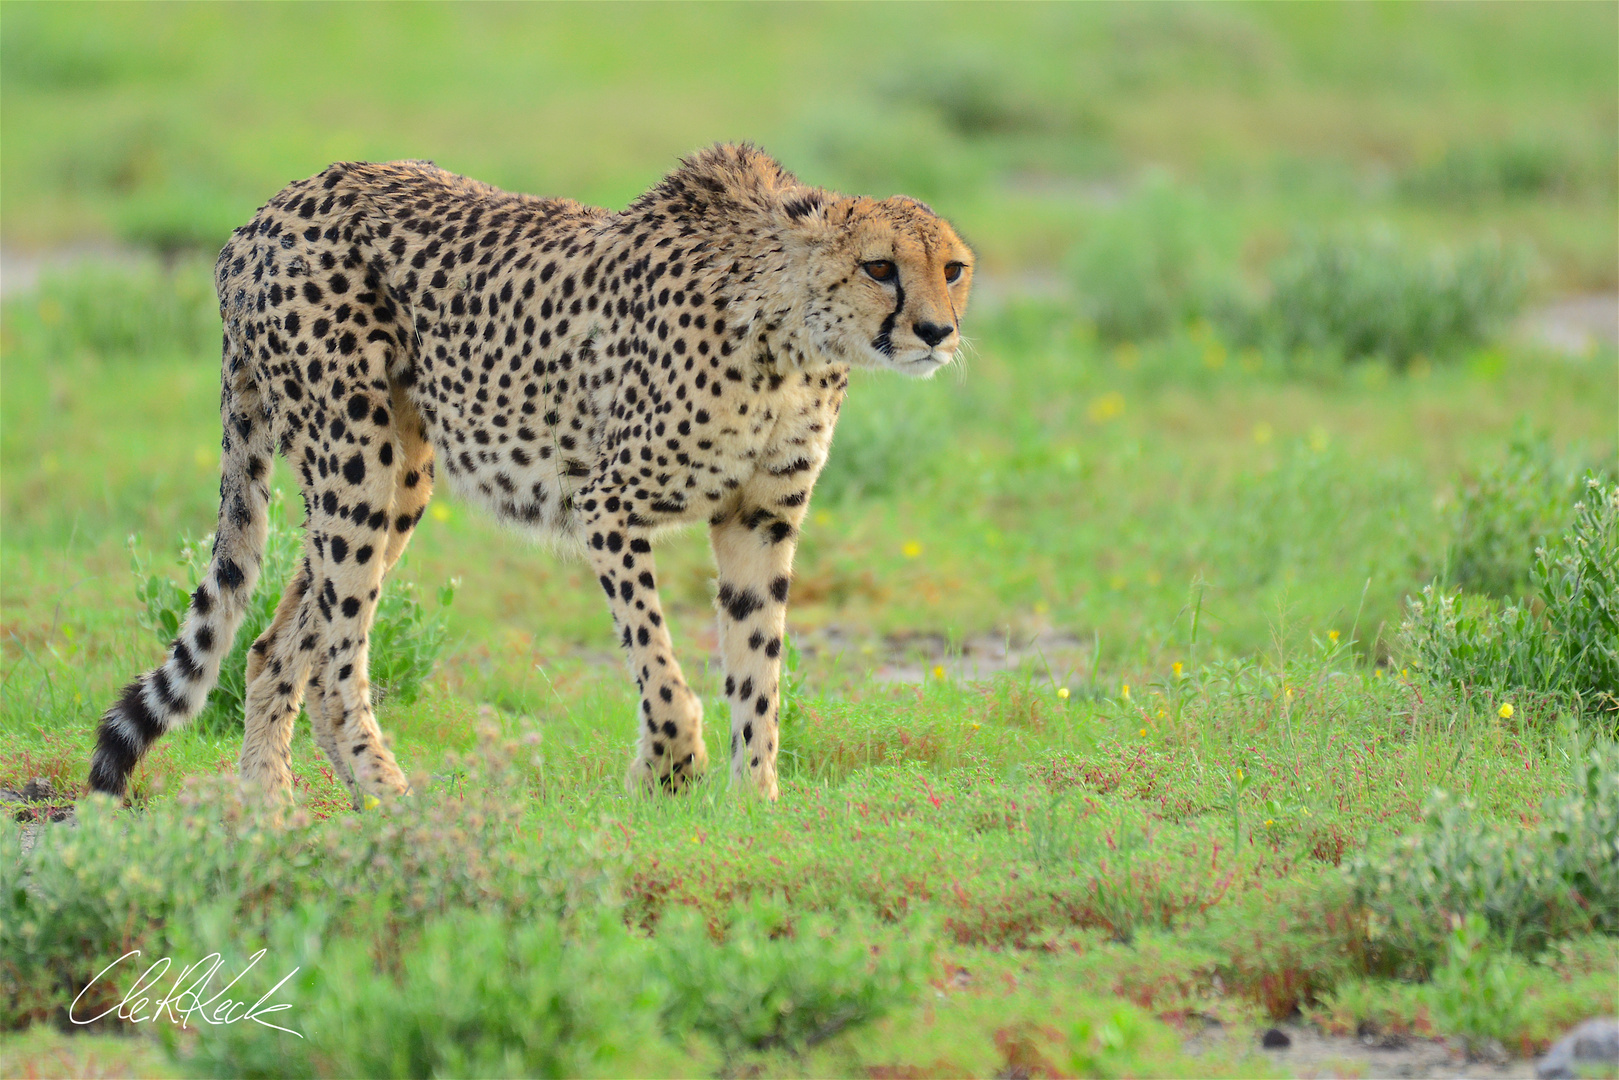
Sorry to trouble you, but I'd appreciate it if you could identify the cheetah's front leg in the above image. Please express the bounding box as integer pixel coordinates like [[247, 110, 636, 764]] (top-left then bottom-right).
[[579, 507, 709, 793], [709, 495, 811, 801]]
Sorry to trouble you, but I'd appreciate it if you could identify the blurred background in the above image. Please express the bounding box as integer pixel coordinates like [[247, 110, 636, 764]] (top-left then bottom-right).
[[2, 2, 1615, 692], [3, 3, 1616, 282]]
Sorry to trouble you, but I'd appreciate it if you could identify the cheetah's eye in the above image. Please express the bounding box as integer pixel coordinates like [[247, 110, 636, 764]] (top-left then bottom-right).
[[863, 260, 897, 283], [944, 261, 966, 284]]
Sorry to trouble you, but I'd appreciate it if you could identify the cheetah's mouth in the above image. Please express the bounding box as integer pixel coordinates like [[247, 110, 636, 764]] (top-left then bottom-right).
[[894, 349, 953, 377], [851, 337, 953, 376]]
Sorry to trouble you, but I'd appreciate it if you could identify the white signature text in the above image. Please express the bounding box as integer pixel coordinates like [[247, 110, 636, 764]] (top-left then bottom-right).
[[69, 949, 303, 1036]]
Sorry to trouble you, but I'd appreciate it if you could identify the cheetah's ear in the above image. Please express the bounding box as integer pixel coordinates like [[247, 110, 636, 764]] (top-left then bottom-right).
[[890, 195, 936, 216], [779, 189, 829, 226]]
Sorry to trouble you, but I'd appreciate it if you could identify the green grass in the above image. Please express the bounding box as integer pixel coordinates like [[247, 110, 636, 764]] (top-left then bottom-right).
[[3, 4, 1617, 1076], [3, 273, 1613, 1072]]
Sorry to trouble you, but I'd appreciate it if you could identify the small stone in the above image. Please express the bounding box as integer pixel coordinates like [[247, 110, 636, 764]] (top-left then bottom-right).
[[1261, 1027, 1292, 1049], [1356, 1020, 1408, 1049], [20, 777, 56, 801], [1537, 1017, 1619, 1080]]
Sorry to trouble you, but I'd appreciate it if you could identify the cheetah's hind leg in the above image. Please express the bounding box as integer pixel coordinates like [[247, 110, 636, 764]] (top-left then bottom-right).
[[304, 406, 433, 809], [239, 556, 321, 802]]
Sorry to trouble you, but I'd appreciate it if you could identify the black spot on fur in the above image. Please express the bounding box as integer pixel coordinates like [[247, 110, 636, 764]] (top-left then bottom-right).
[[216, 559, 245, 590], [717, 584, 762, 622]]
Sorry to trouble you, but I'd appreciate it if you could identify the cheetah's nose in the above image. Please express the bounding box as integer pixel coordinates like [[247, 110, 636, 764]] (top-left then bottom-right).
[[913, 321, 954, 347]]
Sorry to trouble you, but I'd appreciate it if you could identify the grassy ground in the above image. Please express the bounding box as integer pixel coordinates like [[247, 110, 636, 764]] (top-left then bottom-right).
[[3, 4, 1617, 1078]]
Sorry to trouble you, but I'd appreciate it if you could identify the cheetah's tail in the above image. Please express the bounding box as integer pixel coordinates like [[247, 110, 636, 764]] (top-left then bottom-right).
[[88, 330, 275, 799]]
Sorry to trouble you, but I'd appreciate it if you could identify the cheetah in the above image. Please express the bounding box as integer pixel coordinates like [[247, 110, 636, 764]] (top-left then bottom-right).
[[88, 143, 973, 804]]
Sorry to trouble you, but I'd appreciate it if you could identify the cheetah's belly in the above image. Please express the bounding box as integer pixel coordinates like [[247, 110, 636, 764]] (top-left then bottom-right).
[[412, 387, 588, 540]]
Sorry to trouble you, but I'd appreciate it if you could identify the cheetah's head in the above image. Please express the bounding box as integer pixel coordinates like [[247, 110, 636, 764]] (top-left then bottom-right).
[[787, 194, 974, 378]]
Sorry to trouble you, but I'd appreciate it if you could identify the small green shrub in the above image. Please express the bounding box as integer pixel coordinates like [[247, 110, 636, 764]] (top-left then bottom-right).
[[885, 55, 1064, 139], [1310, 933, 1619, 1051], [1401, 138, 1590, 203], [1067, 1004, 1157, 1079], [1447, 430, 1594, 599], [1404, 477, 1619, 714], [1067, 175, 1242, 343], [1347, 740, 1619, 972], [653, 898, 929, 1057], [131, 492, 456, 734], [2, 258, 219, 362], [1261, 229, 1528, 368], [1065, 208, 1529, 367], [1426, 912, 1526, 1054], [183, 908, 680, 1080]]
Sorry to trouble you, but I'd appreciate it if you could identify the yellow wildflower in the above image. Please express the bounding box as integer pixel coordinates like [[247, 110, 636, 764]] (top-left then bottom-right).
[[902, 541, 922, 558], [1328, 630, 1340, 643], [1087, 391, 1126, 422], [1499, 703, 1514, 720], [1121, 684, 1131, 700], [1057, 687, 1070, 700], [1172, 662, 1183, 678], [1139, 728, 1147, 737], [932, 665, 946, 680]]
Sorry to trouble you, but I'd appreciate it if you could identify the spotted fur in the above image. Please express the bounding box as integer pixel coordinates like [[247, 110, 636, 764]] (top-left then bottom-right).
[[88, 143, 973, 804]]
